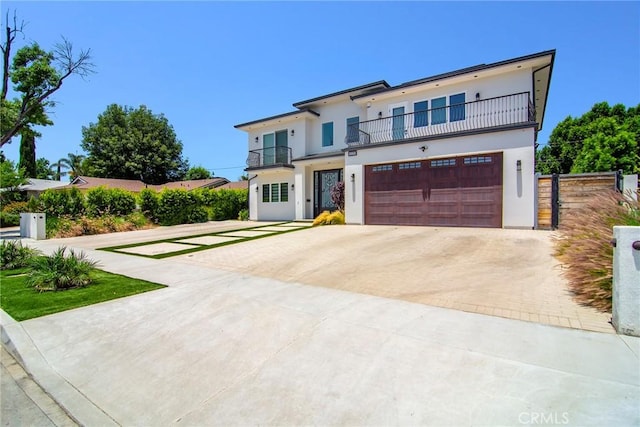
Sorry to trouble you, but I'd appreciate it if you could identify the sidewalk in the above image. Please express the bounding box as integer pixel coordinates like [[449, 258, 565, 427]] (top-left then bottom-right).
[[2, 239, 639, 426]]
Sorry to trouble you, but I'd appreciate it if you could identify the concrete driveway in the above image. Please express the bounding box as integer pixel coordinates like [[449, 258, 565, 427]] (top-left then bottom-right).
[[175, 224, 611, 333], [3, 221, 636, 425]]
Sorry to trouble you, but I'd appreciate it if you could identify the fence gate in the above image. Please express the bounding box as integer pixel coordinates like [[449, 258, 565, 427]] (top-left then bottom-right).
[[536, 171, 622, 230]]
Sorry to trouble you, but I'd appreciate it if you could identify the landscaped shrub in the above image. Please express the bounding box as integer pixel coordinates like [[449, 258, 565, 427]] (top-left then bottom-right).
[[330, 181, 345, 212], [554, 190, 640, 312], [157, 189, 207, 226], [0, 201, 28, 227], [0, 240, 41, 270], [199, 188, 248, 221], [27, 246, 98, 292], [1, 201, 28, 214], [86, 187, 136, 217], [38, 188, 86, 217], [313, 210, 346, 226], [238, 208, 249, 221], [139, 189, 159, 222], [0, 212, 20, 227]]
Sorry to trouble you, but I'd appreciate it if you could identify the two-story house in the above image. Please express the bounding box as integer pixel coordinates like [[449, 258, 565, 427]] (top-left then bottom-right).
[[235, 49, 555, 228]]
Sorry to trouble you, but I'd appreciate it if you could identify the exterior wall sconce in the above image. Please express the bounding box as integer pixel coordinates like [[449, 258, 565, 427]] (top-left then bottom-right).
[[350, 173, 355, 182], [516, 160, 522, 171], [475, 92, 480, 101], [378, 112, 383, 119], [419, 145, 427, 152], [290, 129, 295, 136], [291, 183, 295, 190], [255, 186, 258, 192], [254, 136, 259, 143]]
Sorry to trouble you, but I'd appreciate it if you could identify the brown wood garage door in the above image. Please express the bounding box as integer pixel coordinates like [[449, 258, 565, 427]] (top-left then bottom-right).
[[364, 153, 502, 227]]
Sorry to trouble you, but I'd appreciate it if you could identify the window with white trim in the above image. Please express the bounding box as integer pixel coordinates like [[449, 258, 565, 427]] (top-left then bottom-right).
[[262, 183, 289, 202]]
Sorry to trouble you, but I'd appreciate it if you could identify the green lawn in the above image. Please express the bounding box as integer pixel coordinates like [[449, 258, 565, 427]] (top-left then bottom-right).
[[0, 268, 166, 321]]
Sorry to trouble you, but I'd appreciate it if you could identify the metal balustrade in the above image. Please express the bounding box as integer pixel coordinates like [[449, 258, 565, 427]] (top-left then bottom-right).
[[346, 92, 536, 146], [247, 146, 293, 168]]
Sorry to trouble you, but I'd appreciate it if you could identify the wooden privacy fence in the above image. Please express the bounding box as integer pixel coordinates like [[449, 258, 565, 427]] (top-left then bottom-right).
[[536, 171, 622, 230]]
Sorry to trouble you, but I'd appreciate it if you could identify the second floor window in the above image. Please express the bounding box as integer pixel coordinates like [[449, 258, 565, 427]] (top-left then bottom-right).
[[414, 101, 428, 127], [346, 117, 359, 143], [263, 130, 288, 165], [322, 122, 334, 147], [450, 93, 466, 122], [431, 97, 446, 125]]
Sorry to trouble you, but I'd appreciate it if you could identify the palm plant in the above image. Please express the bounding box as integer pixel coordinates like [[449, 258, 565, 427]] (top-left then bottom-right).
[[55, 153, 87, 181], [27, 246, 98, 291], [0, 240, 41, 270]]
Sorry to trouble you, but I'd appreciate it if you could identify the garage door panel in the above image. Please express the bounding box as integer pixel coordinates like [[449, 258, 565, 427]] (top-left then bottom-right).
[[365, 153, 502, 227]]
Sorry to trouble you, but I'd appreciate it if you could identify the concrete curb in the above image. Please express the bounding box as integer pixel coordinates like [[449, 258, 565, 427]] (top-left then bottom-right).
[[1, 309, 118, 426]]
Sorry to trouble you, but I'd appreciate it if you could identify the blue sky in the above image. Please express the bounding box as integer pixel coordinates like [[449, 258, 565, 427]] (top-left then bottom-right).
[[2, 1, 638, 182]]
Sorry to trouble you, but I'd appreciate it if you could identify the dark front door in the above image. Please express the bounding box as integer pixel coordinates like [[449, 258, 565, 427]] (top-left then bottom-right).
[[314, 169, 343, 216]]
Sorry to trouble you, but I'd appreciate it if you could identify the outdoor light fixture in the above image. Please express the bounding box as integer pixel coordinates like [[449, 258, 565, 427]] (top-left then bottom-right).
[[378, 112, 383, 119], [255, 186, 258, 192], [475, 92, 480, 100], [254, 136, 259, 143], [291, 183, 295, 190], [291, 129, 295, 136], [419, 146, 427, 152], [350, 173, 355, 182], [517, 160, 522, 171]]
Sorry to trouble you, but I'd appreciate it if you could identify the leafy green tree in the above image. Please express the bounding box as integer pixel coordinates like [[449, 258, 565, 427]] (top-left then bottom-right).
[[81, 104, 189, 184], [18, 128, 36, 177], [1, 11, 94, 147], [572, 129, 639, 174], [185, 166, 211, 180], [536, 102, 640, 174], [35, 157, 53, 179], [0, 159, 27, 203]]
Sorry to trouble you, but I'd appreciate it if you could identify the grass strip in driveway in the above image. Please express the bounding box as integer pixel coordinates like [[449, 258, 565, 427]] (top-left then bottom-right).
[[98, 222, 312, 259], [0, 268, 166, 321]]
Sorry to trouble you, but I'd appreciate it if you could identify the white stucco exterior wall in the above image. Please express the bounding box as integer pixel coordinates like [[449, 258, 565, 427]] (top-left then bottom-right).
[[344, 127, 536, 228], [250, 170, 295, 221]]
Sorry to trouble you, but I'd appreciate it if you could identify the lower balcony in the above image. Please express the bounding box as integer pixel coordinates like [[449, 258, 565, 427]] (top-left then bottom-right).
[[246, 147, 293, 170], [345, 92, 536, 146]]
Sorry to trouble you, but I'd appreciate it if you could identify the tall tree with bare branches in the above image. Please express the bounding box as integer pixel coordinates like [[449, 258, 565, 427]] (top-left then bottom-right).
[[0, 10, 95, 147]]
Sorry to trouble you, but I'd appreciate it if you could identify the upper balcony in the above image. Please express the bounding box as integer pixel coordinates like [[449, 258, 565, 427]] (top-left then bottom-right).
[[246, 147, 293, 170], [345, 92, 536, 147]]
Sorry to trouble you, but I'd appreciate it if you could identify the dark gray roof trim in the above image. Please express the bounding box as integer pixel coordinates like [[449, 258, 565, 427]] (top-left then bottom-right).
[[292, 150, 344, 162], [293, 80, 390, 107], [351, 49, 556, 100], [235, 108, 319, 128]]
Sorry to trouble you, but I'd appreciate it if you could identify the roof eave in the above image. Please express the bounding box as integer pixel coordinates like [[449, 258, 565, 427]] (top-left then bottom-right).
[[234, 108, 320, 130], [292, 80, 390, 108]]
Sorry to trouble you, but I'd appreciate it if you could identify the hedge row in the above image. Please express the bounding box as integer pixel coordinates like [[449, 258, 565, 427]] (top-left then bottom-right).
[[34, 186, 248, 226]]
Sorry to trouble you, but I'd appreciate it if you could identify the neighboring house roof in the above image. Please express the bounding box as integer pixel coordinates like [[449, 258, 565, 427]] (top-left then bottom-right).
[[70, 176, 230, 192], [216, 181, 249, 190], [234, 108, 320, 130], [18, 179, 69, 192], [162, 178, 229, 190], [71, 176, 151, 192], [292, 80, 391, 108]]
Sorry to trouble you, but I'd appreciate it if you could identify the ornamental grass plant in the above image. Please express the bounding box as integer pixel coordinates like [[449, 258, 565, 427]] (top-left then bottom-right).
[[553, 189, 639, 312]]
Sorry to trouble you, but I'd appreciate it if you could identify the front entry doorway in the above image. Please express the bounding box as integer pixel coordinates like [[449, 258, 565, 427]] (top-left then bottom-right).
[[314, 169, 343, 217]]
